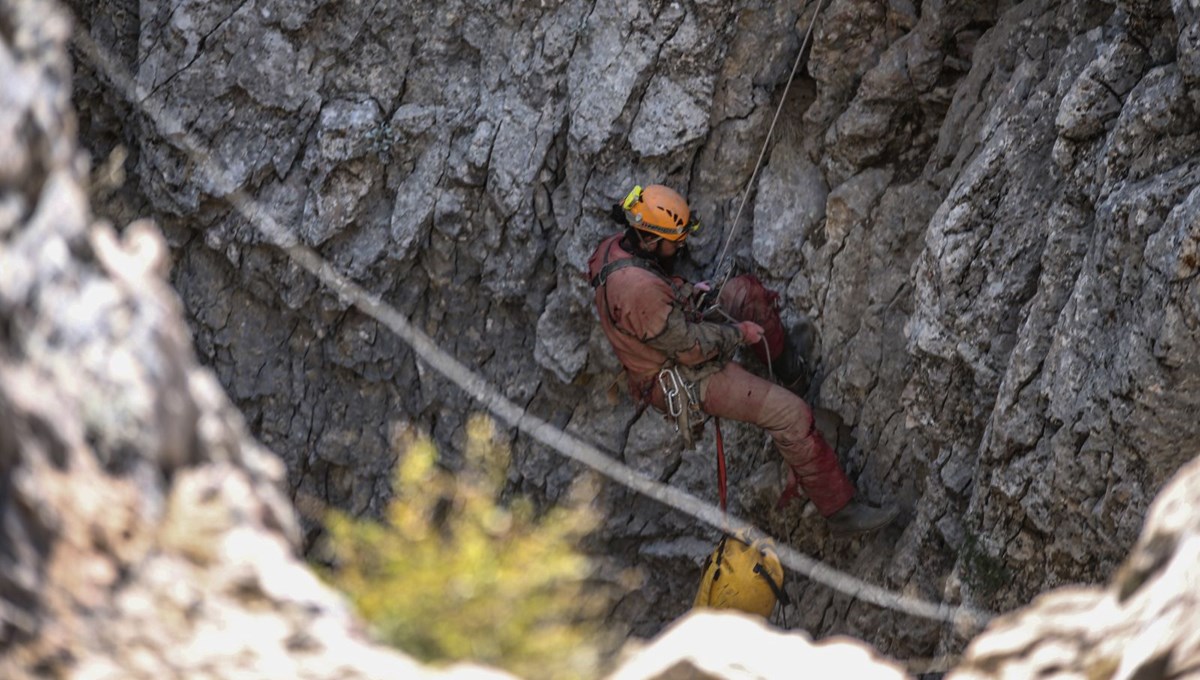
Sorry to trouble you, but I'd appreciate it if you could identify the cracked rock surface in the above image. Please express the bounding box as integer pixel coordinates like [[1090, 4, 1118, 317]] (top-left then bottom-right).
[[68, 0, 1200, 662], [950, 454, 1200, 679], [0, 2, 509, 678]]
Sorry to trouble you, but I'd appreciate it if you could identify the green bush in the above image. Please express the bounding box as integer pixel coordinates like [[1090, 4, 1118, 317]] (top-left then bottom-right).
[[321, 414, 609, 679]]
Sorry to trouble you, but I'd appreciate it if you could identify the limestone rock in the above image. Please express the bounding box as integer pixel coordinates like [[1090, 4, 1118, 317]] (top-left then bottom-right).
[[950, 455, 1200, 679], [607, 611, 909, 680], [0, 3, 510, 678]]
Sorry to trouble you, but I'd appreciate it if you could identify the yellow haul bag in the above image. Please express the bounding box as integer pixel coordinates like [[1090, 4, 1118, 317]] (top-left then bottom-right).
[[693, 533, 789, 619]]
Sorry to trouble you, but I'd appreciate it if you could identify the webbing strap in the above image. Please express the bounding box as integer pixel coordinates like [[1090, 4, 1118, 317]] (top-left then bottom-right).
[[589, 237, 669, 289], [592, 238, 678, 342], [753, 563, 791, 606], [589, 256, 646, 288]]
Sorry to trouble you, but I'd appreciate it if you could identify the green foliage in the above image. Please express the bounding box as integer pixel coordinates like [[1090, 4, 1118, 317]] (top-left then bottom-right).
[[321, 414, 609, 679]]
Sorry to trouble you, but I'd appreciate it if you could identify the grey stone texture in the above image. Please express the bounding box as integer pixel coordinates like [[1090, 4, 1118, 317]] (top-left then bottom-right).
[[950, 454, 1200, 680], [0, 3, 511, 677], [64, 0, 1200, 664]]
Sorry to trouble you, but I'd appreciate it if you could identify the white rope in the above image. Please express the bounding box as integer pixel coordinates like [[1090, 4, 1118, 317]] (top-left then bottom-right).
[[713, 0, 826, 290], [73, 27, 994, 630]]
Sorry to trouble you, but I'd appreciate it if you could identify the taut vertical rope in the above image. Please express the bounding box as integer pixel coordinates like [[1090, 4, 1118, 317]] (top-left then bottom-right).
[[711, 0, 828, 296], [714, 419, 728, 512]]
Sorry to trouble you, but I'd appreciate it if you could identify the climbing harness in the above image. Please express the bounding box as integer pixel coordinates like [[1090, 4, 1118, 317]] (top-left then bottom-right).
[[657, 365, 706, 450], [590, 238, 687, 346], [708, 0, 829, 301], [657, 366, 691, 419], [658, 359, 727, 521]]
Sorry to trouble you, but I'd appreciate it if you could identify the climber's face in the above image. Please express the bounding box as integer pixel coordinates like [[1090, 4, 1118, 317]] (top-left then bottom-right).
[[655, 238, 682, 259]]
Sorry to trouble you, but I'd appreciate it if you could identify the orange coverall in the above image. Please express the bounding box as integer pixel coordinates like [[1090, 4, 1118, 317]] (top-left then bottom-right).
[[588, 233, 855, 517]]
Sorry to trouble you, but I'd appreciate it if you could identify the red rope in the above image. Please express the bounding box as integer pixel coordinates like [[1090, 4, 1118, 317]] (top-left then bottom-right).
[[714, 419, 728, 512]]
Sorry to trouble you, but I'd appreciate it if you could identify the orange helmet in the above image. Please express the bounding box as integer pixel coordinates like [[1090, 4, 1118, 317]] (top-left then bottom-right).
[[621, 184, 700, 242]]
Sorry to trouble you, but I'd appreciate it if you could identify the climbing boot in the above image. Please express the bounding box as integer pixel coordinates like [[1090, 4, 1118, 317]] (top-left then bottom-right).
[[774, 317, 817, 396], [826, 498, 899, 538]]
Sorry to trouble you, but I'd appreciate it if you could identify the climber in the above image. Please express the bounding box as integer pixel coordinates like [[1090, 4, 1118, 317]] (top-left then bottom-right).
[[587, 183, 898, 538]]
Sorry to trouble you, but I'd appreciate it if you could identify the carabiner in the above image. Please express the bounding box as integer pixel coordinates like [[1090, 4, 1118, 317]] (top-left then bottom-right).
[[658, 368, 683, 418]]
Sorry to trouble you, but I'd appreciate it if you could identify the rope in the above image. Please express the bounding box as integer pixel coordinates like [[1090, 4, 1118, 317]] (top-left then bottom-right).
[[712, 0, 827, 295], [72, 26, 995, 631], [714, 419, 728, 512]]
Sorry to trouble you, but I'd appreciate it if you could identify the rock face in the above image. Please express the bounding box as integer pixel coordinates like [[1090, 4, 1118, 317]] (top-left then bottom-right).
[[609, 611, 910, 680], [66, 0, 1200, 663], [950, 454, 1200, 680], [0, 3, 507, 678]]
